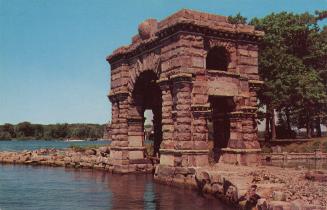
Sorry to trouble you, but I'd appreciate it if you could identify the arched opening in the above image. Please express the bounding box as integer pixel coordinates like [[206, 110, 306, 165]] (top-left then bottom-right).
[[132, 71, 162, 158], [206, 47, 230, 71], [208, 96, 235, 162]]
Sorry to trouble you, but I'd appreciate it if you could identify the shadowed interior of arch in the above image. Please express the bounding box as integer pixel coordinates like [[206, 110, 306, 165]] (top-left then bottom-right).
[[132, 70, 162, 157], [206, 46, 230, 71], [209, 96, 235, 162]]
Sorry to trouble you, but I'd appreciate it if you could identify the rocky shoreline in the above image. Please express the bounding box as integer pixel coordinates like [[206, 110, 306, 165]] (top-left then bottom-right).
[[1, 148, 326, 210], [0, 147, 154, 173]]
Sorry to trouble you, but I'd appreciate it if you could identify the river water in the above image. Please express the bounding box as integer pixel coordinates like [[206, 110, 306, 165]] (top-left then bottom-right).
[[0, 140, 232, 210], [0, 140, 111, 151]]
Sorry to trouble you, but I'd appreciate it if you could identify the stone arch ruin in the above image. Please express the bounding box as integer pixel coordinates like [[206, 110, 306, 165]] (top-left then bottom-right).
[[106, 9, 264, 173]]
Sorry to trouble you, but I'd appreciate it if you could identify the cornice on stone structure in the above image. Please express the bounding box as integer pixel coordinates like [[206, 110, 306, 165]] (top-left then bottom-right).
[[206, 69, 241, 78], [107, 89, 129, 102], [106, 9, 264, 64]]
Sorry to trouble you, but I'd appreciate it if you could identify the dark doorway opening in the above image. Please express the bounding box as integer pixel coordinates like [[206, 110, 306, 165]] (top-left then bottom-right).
[[132, 71, 162, 157], [209, 96, 235, 162], [206, 47, 230, 71]]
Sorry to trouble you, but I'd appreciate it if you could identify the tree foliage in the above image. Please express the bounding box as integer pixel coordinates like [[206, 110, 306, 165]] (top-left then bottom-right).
[[249, 11, 327, 139], [0, 122, 105, 140], [228, 12, 247, 24]]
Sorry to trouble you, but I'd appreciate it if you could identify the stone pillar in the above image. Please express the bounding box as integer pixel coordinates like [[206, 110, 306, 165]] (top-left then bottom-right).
[[172, 73, 192, 149], [127, 117, 144, 147], [116, 94, 129, 145], [191, 105, 210, 166], [227, 112, 243, 149], [157, 77, 174, 166], [109, 92, 130, 172], [192, 106, 209, 146], [171, 73, 193, 167], [159, 73, 208, 167], [220, 111, 261, 166], [127, 100, 144, 148], [124, 95, 148, 170], [110, 100, 119, 143]]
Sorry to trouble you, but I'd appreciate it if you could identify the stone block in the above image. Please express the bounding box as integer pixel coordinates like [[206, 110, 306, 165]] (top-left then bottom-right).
[[128, 151, 144, 160], [160, 154, 175, 166], [194, 155, 208, 166], [176, 141, 193, 150], [110, 150, 123, 160], [157, 165, 175, 176], [193, 141, 208, 149], [128, 136, 143, 147], [192, 56, 204, 68], [175, 167, 190, 175], [161, 140, 175, 149], [192, 133, 207, 141]]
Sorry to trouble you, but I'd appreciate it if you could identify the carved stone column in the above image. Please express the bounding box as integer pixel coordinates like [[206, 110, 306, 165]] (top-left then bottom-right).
[[110, 100, 119, 143], [127, 97, 144, 148], [220, 111, 261, 166], [159, 73, 208, 167], [172, 73, 192, 147], [157, 77, 174, 165], [191, 105, 210, 166], [108, 92, 130, 171]]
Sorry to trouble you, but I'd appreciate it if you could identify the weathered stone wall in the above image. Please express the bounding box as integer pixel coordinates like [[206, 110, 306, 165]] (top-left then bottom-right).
[[106, 9, 264, 172]]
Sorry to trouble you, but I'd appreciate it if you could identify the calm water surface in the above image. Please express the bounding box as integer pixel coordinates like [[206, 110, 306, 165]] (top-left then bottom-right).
[[0, 140, 231, 210], [0, 165, 232, 210], [0, 140, 110, 151]]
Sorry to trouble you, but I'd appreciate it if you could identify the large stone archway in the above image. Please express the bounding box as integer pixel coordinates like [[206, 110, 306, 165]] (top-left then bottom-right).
[[130, 70, 162, 157], [106, 9, 264, 173]]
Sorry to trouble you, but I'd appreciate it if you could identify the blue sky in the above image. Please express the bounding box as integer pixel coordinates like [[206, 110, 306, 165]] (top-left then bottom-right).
[[0, 0, 326, 125]]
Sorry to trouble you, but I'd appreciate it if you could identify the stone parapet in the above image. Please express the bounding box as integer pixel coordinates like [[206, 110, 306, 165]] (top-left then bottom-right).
[[219, 148, 262, 166], [160, 149, 209, 167]]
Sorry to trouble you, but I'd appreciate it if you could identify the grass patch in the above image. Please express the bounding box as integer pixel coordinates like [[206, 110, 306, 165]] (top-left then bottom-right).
[[278, 137, 327, 153], [69, 144, 105, 152]]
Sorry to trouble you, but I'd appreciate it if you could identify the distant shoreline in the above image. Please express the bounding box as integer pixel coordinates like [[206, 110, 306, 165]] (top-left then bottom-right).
[[0, 122, 107, 141]]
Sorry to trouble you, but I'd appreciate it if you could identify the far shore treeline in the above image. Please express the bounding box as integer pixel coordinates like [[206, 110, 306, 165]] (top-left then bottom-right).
[[0, 122, 105, 140]]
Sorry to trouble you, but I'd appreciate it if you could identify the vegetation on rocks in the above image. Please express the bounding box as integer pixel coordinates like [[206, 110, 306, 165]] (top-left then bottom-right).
[[69, 144, 106, 152], [261, 136, 327, 153], [279, 137, 327, 153]]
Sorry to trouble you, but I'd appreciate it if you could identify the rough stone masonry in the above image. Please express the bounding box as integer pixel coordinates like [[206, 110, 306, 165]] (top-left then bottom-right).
[[106, 9, 264, 173]]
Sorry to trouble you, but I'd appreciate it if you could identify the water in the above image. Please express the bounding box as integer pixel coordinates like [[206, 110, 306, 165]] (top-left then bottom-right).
[[0, 165, 231, 210], [0, 140, 231, 209], [0, 140, 110, 151]]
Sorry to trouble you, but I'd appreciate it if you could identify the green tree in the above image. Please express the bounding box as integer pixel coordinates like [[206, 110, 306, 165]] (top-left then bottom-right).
[[33, 124, 44, 139], [2, 123, 15, 138], [16, 122, 34, 138], [228, 12, 247, 24], [250, 12, 327, 139]]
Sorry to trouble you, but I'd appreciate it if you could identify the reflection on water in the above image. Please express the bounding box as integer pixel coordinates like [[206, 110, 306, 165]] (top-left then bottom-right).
[[263, 159, 327, 170], [0, 165, 232, 210]]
